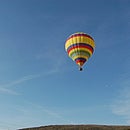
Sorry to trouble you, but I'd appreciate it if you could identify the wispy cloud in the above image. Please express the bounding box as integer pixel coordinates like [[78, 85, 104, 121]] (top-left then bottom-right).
[[0, 74, 41, 88], [0, 68, 59, 95], [0, 74, 41, 95], [111, 78, 130, 124], [8, 102, 72, 129], [24, 102, 65, 120], [0, 46, 66, 95], [35, 47, 67, 71], [0, 87, 19, 95]]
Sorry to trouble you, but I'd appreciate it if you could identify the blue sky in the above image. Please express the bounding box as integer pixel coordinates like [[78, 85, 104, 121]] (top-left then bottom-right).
[[0, 0, 130, 129]]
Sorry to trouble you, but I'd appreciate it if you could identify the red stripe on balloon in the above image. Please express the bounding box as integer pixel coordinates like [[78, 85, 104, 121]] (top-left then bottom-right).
[[67, 45, 93, 55], [76, 59, 86, 66]]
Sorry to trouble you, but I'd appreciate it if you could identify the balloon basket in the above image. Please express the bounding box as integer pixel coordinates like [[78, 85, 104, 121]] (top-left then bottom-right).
[[79, 67, 83, 71]]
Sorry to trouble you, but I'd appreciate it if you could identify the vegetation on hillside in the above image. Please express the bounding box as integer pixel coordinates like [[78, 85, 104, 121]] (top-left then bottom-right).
[[19, 125, 130, 130]]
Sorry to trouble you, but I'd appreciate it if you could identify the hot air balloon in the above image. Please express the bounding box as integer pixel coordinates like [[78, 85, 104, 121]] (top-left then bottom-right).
[[65, 32, 95, 71]]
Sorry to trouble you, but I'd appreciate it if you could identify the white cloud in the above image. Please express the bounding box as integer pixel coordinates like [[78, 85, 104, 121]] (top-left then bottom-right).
[[5, 102, 72, 129], [1, 74, 41, 88], [111, 48, 130, 124], [0, 74, 41, 95], [35, 48, 67, 71], [0, 87, 19, 95], [0, 68, 59, 95], [111, 78, 130, 124], [0, 49, 67, 95]]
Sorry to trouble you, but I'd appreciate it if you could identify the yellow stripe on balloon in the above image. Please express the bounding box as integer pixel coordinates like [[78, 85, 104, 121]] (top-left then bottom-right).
[[65, 36, 95, 49], [72, 36, 82, 44], [68, 48, 93, 57]]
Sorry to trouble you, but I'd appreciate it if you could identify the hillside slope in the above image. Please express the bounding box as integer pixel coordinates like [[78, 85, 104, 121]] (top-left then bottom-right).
[[19, 125, 130, 130]]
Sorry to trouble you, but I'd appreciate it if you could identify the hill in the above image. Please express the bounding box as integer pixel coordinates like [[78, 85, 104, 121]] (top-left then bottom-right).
[[19, 125, 130, 130]]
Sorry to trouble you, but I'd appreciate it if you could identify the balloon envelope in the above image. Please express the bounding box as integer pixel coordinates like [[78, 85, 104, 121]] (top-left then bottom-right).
[[65, 32, 95, 70]]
